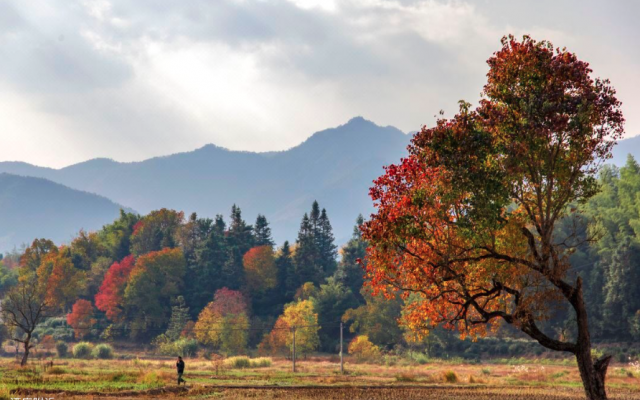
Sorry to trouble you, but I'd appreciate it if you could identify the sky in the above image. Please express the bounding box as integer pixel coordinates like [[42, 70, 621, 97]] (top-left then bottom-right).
[[0, 0, 638, 168]]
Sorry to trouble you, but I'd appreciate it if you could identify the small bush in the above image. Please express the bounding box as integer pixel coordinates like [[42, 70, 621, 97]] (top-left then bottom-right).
[[443, 370, 458, 383], [92, 344, 114, 359], [73, 342, 94, 359], [395, 373, 416, 382], [348, 335, 382, 362], [250, 357, 272, 368], [226, 356, 251, 369], [46, 366, 66, 375], [55, 342, 68, 358], [481, 368, 491, 376]]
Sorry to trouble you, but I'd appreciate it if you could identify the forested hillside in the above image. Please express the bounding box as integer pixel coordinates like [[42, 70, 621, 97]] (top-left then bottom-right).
[[0, 174, 127, 252]]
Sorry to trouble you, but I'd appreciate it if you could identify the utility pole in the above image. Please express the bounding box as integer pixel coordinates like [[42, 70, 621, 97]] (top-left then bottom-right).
[[340, 322, 344, 374], [292, 326, 297, 373]]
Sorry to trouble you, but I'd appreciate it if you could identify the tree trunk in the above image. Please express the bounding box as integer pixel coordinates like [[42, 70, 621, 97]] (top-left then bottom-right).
[[575, 347, 611, 400], [20, 334, 31, 367], [573, 279, 610, 400]]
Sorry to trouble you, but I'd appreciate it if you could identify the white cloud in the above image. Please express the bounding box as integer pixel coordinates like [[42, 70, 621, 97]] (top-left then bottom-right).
[[0, 0, 637, 167]]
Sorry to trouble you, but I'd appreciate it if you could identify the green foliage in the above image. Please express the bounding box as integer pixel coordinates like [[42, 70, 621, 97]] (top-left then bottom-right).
[[335, 215, 367, 299], [225, 356, 272, 369], [312, 276, 358, 351], [156, 338, 198, 357], [343, 290, 403, 348], [72, 342, 93, 359], [55, 341, 68, 358], [92, 344, 114, 359], [294, 201, 337, 286]]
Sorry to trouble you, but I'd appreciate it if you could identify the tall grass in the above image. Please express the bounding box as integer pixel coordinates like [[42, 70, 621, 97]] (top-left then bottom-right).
[[225, 356, 272, 369]]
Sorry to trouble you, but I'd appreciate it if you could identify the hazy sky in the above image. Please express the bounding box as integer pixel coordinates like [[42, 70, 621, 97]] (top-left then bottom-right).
[[0, 0, 638, 168]]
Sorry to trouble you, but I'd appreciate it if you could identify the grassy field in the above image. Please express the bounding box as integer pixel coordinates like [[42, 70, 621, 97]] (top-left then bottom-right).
[[2, 355, 640, 399]]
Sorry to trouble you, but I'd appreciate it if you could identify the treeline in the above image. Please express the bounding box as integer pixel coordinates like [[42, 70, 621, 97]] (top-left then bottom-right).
[[3, 156, 640, 363], [0, 200, 390, 362]]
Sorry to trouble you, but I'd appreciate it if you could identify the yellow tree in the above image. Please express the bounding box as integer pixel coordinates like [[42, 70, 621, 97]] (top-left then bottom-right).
[[243, 245, 277, 292], [261, 300, 319, 356]]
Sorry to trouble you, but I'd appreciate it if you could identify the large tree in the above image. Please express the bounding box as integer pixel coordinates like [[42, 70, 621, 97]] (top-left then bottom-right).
[[361, 36, 624, 400], [1, 277, 52, 366]]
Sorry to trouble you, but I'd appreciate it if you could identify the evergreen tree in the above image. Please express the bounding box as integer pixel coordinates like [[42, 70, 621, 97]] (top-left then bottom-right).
[[166, 296, 190, 341], [185, 215, 227, 317], [602, 237, 640, 339], [276, 241, 297, 302], [254, 214, 274, 247], [317, 208, 338, 277], [335, 215, 367, 300], [294, 201, 338, 285], [294, 213, 320, 285], [223, 205, 254, 289]]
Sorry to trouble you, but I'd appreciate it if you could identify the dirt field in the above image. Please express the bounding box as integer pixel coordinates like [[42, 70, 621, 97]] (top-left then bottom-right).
[[3, 356, 640, 399]]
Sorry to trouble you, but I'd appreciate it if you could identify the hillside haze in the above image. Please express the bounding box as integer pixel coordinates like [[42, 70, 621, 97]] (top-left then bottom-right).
[[0, 117, 410, 248], [0, 174, 127, 252]]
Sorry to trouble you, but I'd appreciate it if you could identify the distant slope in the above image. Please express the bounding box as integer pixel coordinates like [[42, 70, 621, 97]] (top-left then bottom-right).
[[0, 117, 410, 245], [0, 174, 128, 252], [611, 135, 640, 167]]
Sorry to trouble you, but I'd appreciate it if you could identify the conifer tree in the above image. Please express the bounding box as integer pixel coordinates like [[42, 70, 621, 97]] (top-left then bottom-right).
[[335, 215, 367, 299], [166, 296, 190, 341], [276, 241, 297, 301], [294, 212, 319, 284], [223, 205, 254, 289], [318, 208, 338, 276], [254, 214, 274, 247]]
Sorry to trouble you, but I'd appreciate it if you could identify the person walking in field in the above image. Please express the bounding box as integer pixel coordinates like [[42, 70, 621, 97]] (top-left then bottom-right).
[[176, 356, 186, 385]]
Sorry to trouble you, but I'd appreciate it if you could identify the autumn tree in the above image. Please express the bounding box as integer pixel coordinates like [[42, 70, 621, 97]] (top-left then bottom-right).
[[261, 300, 319, 357], [130, 209, 184, 256], [95, 255, 136, 322], [243, 245, 278, 293], [361, 36, 624, 400], [37, 247, 85, 311], [67, 299, 96, 339], [195, 288, 250, 355], [123, 248, 186, 337]]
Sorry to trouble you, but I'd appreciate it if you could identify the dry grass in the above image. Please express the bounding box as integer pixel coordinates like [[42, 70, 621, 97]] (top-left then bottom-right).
[[1, 355, 639, 399]]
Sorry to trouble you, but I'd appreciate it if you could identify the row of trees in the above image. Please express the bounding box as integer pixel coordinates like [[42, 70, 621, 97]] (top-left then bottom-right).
[[0, 200, 374, 364]]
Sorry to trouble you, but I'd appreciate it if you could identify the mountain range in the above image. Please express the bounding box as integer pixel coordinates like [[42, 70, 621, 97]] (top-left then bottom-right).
[[0, 117, 637, 253], [0, 117, 409, 252]]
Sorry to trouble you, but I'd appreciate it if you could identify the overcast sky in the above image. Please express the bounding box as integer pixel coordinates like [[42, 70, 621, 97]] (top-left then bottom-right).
[[0, 0, 638, 168]]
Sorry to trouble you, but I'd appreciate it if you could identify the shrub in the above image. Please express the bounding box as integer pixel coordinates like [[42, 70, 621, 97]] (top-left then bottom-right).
[[92, 344, 114, 359], [157, 338, 198, 357], [72, 342, 93, 359], [250, 357, 272, 368], [443, 370, 458, 383], [226, 356, 251, 369], [395, 373, 416, 382], [47, 366, 66, 375], [55, 342, 68, 358], [348, 335, 381, 362]]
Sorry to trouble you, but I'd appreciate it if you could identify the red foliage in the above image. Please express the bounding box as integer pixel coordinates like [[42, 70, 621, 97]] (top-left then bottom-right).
[[95, 255, 135, 322], [210, 287, 248, 316], [66, 299, 96, 339]]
